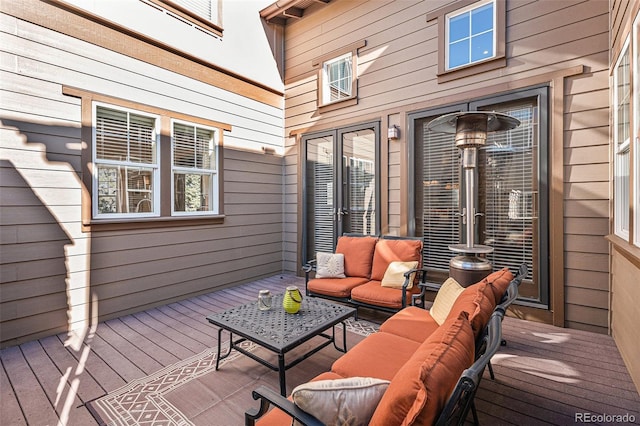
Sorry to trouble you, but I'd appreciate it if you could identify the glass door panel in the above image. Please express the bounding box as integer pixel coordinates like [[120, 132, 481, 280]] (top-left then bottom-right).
[[304, 133, 335, 259], [303, 123, 379, 264], [341, 128, 377, 235]]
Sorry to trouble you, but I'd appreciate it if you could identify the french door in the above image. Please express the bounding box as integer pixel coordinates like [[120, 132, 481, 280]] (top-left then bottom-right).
[[410, 87, 548, 306], [302, 122, 380, 263]]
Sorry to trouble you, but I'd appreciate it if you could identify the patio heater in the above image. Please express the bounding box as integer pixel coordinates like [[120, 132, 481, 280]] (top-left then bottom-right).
[[426, 112, 520, 286]]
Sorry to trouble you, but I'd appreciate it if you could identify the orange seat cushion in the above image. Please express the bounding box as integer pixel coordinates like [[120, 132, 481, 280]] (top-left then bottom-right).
[[482, 267, 515, 305], [331, 332, 421, 381], [335, 235, 378, 278], [379, 306, 440, 343], [350, 280, 420, 309], [307, 277, 369, 299], [370, 238, 423, 281], [255, 372, 345, 426], [369, 312, 475, 426]]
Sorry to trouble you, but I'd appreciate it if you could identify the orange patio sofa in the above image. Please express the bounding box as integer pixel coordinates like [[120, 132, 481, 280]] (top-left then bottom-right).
[[303, 234, 427, 314], [245, 265, 527, 426]]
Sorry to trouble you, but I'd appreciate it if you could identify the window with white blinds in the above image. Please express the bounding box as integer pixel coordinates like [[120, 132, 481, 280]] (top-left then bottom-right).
[[420, 130, 460, 273], [414, 91, 545, 303], [479, 102, 537, 282], [172, 121, 217, 214], [170, 0, 219, 24], [94, 105, 159, 217]]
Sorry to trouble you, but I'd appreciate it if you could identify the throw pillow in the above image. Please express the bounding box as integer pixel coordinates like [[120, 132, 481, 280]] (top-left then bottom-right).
[[315, 252, 346, 278], [292, 377, 390, 426], [380, 261, 419, 289], [430, 277, 465, 325]]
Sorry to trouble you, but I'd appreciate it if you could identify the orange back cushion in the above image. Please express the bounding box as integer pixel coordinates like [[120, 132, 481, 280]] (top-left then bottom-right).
[[369, 311, 475, 426], [370, 238, 423, 281], [449, 281, 496, 337], [482, 267, 515, 305], [335, 235, 378, 278]]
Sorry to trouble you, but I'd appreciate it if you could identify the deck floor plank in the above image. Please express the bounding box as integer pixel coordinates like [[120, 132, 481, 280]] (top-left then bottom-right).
[[0, 345, 60, 426], [2, 274, 638, 426], [88, 327, 147, 383], [37, 334, 109, 403], [103, 318, 180, 367], [118, 314, 194, 360], [95, 320, 164, 376], [19, 340, 98, 426], [0, 351, 27, 426], [131, 310, 209, 354]]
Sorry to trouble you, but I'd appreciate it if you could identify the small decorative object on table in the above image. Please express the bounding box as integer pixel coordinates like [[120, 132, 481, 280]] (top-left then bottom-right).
[[283, 285, 303, 314], [258, 289, 272, 311]]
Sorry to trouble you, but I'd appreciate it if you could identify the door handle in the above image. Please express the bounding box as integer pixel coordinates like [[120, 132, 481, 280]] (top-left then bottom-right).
[[337, 208, 348, 222]]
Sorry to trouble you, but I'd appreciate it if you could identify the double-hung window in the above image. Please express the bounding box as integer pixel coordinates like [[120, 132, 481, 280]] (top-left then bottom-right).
[[79, 89, 230, 227], [93, 104, 160, 218], [614, 38, 631, 239], [172, 121, 218, 214]]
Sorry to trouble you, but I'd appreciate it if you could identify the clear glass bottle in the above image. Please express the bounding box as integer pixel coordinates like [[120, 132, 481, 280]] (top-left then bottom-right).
[[258, 289, 272, 311]]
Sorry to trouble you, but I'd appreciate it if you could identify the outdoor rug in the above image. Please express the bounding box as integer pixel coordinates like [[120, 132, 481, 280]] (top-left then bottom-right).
[[88, 318, 379, 426]]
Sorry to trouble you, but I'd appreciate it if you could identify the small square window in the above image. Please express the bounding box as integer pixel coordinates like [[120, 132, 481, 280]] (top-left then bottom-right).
[[427, 0, 506, 82], [313, 40, 365, 111], [446, 0, 495, 71], [323, 53, 353, 104]]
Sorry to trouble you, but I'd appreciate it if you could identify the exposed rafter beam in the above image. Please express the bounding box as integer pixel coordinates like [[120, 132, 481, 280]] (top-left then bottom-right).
[[260, 0, 331, 24]]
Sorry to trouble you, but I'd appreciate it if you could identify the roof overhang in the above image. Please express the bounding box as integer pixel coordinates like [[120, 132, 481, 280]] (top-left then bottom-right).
[[260, 0, 331, 25]]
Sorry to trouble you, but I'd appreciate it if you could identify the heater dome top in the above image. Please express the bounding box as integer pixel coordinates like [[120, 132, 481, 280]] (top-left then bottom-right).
[[426, 111, 520, 134]]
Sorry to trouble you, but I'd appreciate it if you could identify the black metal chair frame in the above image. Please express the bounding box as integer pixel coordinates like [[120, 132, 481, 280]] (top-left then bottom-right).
[[244, 263, 528, 426]]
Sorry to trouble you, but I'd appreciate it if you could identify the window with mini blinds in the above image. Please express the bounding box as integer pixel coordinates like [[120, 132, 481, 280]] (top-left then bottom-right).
[[92, 103, 221, 220]]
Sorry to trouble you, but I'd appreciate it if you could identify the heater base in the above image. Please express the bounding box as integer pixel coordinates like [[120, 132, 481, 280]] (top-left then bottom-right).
[[449, 256, 492, 287]]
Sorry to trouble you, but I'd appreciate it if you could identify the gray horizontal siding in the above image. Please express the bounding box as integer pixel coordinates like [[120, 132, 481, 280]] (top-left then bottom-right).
[[0, 13, 284, 347]]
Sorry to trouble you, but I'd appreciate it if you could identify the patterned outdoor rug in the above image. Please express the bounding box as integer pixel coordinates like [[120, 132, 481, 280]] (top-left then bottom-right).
[[88, 318, 378, 426]]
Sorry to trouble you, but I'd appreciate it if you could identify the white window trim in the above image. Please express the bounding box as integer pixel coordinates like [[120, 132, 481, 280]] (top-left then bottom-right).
[[634, 13, 640, 248], [322, 53, 354, 106], [171, 119, 219, 216], [445, 0, 497, 72], [614, 36, 631, 239], [92, 102, 161, 220]]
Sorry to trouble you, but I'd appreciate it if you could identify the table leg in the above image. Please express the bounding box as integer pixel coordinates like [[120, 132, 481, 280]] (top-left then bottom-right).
[[215, 328, 233, 370], [278, 354, 286, 396], [331, 322, 348, 352]]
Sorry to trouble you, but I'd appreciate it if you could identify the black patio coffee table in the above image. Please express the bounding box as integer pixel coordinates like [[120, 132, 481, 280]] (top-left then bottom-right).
[[206, 293, 356, 396]]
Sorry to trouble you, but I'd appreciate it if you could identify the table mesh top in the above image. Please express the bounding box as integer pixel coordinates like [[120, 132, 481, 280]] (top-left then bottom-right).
[[206, 294, 355, 349]]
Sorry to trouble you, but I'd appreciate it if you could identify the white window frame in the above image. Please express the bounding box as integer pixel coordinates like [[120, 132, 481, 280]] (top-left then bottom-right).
[[445, 0, 496, 71], [634, 14, 640, 248], [92, 102, 161, 219], [171, 119, 219, 216], [172, 0, 219, 25], [614, 36, 631, 240], [321, 53, 355, 106]]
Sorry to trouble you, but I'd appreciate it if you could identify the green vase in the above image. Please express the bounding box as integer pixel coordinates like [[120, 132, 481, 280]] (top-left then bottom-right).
[[283, 286, 303, 314]]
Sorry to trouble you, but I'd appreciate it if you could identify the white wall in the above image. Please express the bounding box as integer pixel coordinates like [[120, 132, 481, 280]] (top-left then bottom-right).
[[63, 0, 283, 91]]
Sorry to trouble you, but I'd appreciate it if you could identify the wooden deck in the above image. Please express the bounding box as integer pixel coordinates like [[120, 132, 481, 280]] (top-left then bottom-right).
[[1, 274, 638, 425]]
